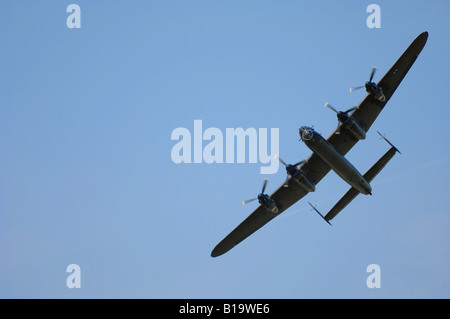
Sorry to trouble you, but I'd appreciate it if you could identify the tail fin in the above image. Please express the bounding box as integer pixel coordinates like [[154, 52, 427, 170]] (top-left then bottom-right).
[[308, 202, 332, 226], [377, 131, 401, 154]]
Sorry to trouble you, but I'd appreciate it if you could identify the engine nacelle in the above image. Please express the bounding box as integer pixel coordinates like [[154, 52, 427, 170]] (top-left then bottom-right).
[[258, 194, 279, 214], [365, 81, 386, 102], [293, 172, 316, 193], [263, 201, 279, 214], [345, 118, 366, 140]]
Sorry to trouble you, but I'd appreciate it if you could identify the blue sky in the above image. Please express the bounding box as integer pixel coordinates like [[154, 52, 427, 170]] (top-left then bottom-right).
[[0, 1, 449, 298]]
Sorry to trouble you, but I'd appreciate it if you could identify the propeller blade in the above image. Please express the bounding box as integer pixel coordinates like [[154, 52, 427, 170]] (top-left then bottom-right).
[[349, 86, 364, 93], [274, 155, 287, 167], [283, 176, 290, 188], [369, 66, 377, 82], [261, 178, 268, 194], [243, 198, 257, 206], [293, 160, 304, 167], [344, 106, 357, 114], [324, 102, 338, 113]]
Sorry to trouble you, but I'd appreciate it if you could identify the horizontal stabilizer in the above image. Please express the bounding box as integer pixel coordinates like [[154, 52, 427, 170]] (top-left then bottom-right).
[[324, 145, 398, 222]]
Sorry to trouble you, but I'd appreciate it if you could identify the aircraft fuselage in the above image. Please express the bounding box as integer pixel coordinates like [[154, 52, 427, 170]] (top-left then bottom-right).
[[299, 126, 372, 195]]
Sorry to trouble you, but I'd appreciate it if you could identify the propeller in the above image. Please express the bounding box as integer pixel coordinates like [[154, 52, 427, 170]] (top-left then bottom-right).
[[325, 102, 356, 130], [242, 198, 257, 206], [275, 155, 304, 187], [349, 66, 377, 93], [243, 178, 269, 205], [369, 66, 377, 82], [325, 102, 356, 116], [261, 178, 268, 194]]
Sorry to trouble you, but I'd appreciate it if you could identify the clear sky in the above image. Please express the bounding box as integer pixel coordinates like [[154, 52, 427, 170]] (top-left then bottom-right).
[[0, 1, 449, 298]]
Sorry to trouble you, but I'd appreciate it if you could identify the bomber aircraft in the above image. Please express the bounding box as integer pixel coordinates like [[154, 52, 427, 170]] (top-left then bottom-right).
[[211, 31, 428, 257]]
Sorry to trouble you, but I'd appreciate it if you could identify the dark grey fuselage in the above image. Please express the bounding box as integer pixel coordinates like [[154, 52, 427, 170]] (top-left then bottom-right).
[[299, 126, 372, 195]]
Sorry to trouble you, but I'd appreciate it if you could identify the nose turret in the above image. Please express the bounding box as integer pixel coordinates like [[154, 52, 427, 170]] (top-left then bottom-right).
[[299, 126, 314, 141]]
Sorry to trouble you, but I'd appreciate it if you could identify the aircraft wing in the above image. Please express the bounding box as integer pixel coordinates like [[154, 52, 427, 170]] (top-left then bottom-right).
[[211, 32, 428, 257], [304, 31, 428, 183], [351, 31, 428, 133], [211, 185, 309, 257]]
